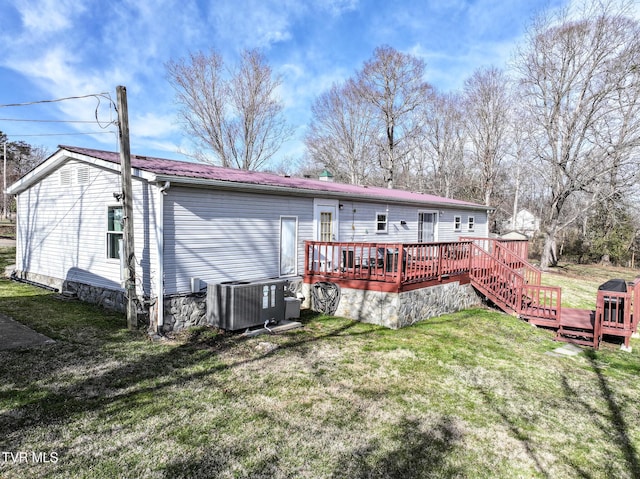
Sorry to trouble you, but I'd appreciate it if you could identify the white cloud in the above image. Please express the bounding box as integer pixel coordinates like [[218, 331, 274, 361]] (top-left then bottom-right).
[[131, 112, 179, 139], [15, 0, 85, 35]]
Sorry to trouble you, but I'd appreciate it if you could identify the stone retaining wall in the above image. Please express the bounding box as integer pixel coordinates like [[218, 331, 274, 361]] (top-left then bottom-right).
[[304, 280, 481, 329]]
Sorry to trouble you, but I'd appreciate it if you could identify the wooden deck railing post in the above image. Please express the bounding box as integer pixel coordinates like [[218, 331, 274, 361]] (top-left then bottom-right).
[[304, 240, 311, 277], [396, 244, 404, 289]]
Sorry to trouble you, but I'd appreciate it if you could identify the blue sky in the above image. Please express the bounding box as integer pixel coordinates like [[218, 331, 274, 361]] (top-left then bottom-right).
[[0, 0, 578, 167]]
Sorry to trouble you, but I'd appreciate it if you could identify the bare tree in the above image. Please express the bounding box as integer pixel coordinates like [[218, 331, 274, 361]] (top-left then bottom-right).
[[463, 67, 512, 208], [305, 80, 376, 185], [166, 49, 292, 170], [516, 1, 640, 268], [419, 91, 466, 198], [356, 45, 432, 189]]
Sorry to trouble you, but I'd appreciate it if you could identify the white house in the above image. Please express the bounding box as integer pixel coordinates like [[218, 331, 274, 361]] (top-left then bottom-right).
[[7, 146, 490, 332], [504, 209, 540, 238]]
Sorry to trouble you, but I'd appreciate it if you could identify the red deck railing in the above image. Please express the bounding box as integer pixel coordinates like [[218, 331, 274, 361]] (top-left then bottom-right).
[[304, 240, 472, 289], [468, 243, 561, 325], [463, 237, 540, 285], [594, 281, 640, 348], [305, 239, 638, 350]]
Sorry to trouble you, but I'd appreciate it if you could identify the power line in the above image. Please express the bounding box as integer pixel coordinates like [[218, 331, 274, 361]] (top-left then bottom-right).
[[6, 131, 116, 137], [0, 118, 110, 124], [0, 91, 117, 136], [0, 92, 112, 108]]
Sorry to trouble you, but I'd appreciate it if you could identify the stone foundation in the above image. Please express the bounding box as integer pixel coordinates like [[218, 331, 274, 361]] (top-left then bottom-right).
[[304, 280, 481, 329], [12, 270, 136, 321], [64, 280, 127, 313], [153, 293, 207, 333]]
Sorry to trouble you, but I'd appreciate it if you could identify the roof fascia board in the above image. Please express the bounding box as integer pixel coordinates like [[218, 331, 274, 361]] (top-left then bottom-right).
[[152, 174, 486, 211], [7, 149, 154, 194]]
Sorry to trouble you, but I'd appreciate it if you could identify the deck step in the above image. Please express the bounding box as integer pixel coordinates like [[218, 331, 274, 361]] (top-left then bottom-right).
[[555, 334, 597, 347], [555, 325, 597, 348]]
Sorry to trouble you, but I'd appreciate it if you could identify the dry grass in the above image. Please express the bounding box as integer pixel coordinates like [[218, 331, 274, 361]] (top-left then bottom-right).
[[1, 251, 640, 478], [542, 262, 639, 309]]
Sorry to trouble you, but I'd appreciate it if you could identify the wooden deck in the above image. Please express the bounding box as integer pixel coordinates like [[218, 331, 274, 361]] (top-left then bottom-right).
[[304, 239, 640, 350]]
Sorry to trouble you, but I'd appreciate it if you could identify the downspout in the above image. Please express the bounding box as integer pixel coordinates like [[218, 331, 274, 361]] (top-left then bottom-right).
[[155, 181, 170, 332]]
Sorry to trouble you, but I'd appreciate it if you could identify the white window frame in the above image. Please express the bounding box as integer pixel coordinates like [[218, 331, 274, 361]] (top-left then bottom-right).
[[468, 216, 475, 232], [279, 216, 298, 277], [418, 210, 438, 243], [375, 212, 389, 234], [106, 204, 124, 261], [454, 216, 462, 231]]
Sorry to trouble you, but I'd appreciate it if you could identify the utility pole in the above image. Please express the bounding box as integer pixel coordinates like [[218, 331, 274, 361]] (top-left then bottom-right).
[[116, 86, 138, 329], [3, 142, 7, 220]]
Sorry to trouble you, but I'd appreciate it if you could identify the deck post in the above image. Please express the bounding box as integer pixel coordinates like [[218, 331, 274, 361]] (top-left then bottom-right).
[[396, 245, 404, 290], [304, 241, 310, 278]]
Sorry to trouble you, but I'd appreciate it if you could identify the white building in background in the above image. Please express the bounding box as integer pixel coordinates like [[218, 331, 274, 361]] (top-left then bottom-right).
[[503, 209, 540, 238]]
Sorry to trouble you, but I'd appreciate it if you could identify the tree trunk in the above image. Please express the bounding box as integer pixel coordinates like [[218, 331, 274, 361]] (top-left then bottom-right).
[[540, 225, 559, 270]]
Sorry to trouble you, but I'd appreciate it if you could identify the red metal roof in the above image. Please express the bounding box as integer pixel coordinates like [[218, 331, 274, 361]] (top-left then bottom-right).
[[60, 145, 485, 209]]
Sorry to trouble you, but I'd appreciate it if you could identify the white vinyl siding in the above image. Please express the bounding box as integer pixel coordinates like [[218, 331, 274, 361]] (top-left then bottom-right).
[[335, 202, 488, 243], [162, 187, 313, 295], [15, 160, 157, 296]]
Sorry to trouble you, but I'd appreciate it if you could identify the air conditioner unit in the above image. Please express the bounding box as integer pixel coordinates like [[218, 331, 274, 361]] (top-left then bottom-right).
[[206, 279, 287, 330]]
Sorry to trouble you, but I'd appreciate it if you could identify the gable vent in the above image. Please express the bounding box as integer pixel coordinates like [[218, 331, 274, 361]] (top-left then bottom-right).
[[60, 169, 72, 187], [77, 166, 90, 185]]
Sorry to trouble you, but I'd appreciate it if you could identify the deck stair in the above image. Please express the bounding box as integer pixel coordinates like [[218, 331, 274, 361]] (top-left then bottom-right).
[[467, 239, 640, 350], [468, 241, 561, 327], [304, 238, 638, 350], [555, 309, 598, 347]]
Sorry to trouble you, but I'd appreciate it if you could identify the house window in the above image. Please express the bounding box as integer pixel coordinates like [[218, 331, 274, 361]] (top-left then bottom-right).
[[468, 216, 475, 232], [376, 212, 388, 234], [320, 212, 333, 242], [454, 216, 462, 231], [107, 206, 124, 259]]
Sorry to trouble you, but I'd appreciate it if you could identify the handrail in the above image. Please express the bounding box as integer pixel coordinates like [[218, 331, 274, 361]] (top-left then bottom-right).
[[469, 243, 561, 324], [461, 237, 529, 258], [494, 242, 542, 285], [596, 289, 633, 333], [469, 243, 526, 314], [304, 240, 472, 286]]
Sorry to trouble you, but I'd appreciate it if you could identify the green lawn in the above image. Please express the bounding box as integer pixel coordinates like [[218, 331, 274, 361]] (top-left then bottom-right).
[[1, 248, 640, 478]]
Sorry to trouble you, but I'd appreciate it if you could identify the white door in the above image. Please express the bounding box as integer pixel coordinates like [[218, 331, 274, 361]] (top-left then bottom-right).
[[314, 200, 339, 242], [313, 199, 339, 272], [418, 212, 436, 243]]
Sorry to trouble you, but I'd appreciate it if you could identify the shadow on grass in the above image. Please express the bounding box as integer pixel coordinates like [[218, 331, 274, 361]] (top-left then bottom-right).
[[158, 416, 463, 479], [0, 311, 368, 451], [328, 416, 463, 479], [559, 349, 640, 479], [474, 385, 551, 479]]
